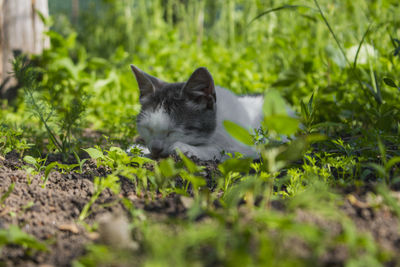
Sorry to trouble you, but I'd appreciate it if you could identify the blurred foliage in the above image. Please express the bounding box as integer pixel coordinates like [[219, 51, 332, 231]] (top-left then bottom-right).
[[0, 225, 47, 254], [1, 0, 400, 265]]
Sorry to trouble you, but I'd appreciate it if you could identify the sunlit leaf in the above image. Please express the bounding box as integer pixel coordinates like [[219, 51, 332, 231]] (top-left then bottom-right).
[[158, 158, 178, 177], [0, 225, 47, 251], [307, 93, 314, 115], [83, 148, 104, 160], [223, 120, 253, 146], [386, 157, 400, 172], [23, 155, 37, 166], [45, 162, 58, 179], [219, 157, 253, 176], [300, 100, 309, 120], [178, 151, 202, 173], [263, 89, 287, 117], [263, 115, 299, 135]]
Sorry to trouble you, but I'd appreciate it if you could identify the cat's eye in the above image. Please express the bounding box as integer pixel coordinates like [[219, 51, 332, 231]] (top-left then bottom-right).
[[144, 127, 154, 134], [186, 126, 198, 131]]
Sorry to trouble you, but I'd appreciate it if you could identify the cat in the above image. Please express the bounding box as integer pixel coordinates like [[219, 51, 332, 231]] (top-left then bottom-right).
[[130, 65, 263, 161]]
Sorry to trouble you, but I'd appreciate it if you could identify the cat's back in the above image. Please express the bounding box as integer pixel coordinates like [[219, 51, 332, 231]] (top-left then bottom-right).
[[215, 87, 248, 126], [215, 87, 263, 129], [212, 87, 261, 158], [237, 95, 263, 128]]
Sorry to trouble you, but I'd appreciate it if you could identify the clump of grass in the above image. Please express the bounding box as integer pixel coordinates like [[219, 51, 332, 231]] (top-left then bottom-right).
[[0, 225, 47, 254], [12, 56, 87, 159], [0, 122, 32, 157]]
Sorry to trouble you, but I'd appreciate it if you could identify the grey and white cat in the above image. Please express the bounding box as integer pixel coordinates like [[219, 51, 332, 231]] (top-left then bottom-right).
[[130, 65, 263, 161]]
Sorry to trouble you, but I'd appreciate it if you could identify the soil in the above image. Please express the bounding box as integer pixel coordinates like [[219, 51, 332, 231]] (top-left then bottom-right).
[[0, 152, 399, 266]]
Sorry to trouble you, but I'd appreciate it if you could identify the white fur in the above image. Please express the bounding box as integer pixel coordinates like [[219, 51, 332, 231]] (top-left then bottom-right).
[[136, 87, 264, 161], [137, 106, 212, 158], [237, 95, 264, 128], [139, 107, 171, 133]]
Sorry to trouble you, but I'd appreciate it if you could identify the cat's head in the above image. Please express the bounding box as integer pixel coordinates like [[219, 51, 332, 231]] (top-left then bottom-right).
[[131, 65, 217, 158]]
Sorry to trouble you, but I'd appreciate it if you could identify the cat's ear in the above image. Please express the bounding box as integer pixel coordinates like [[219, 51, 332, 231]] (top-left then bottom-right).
[[182, 67, 216, 109], [130, 65, 165, 101]]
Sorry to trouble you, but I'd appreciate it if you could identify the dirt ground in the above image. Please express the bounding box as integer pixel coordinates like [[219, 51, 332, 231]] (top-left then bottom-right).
[[0, 152, 399, 267]]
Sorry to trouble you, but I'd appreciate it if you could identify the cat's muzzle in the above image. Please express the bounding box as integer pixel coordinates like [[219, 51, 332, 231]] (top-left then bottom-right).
[[149, 139, 164, 158]]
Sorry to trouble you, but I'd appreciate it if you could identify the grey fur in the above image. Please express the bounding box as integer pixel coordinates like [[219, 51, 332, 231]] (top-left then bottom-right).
[[131, 65, 263, 160]]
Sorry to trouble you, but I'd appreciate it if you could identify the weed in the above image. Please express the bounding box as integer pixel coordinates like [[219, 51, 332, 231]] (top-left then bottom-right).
[[12, 53, 87, 159], [0, 225, 47, 254], [23, 155, 57, 188], [0, 122, 32, 157], [0, 182, 15, 206], [79, 174, 120, 221]]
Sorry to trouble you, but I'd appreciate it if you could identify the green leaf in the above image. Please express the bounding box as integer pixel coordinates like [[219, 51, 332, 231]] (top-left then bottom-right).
[[383, 77, 397, 88], [277, 137, 309, 161], [307, 93, 314, 114], [102, 174, 120, 194], [223, 120, 253, 146], [80, 158, 88, 166], [2, 225, 47, 251], [158, 158, 178, 177], [218, 158, 253, 176], [310, 122, 343, 130], [53, 57, 79, 79], [263, 115, 299, 135], [263, 89, 287, 117], [377, 185, 400, 217], [178, 151, 202, 173], [132, 157, 154, 167], [366, 163, 386, 178], [180, 172, 206, 188], [0, 182, 15, 204], [109, 146, 125, 153], [305, 134, 327, 143], [386, 156, 400, 172], [23, 156, 38, 166], [83, 148, 104, 160], [223, 176, 260, 207], [45, 162, 58, 179], [300, 100, 309, 120]]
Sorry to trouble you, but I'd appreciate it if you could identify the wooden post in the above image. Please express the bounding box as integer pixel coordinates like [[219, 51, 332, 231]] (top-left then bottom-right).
[[0, 0, 49, 99], [72, 0, 79, 24], [0, 0, 4, 88]]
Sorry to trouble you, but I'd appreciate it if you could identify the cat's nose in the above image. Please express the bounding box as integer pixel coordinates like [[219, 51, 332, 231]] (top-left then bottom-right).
[[150, 140, 163, 157]]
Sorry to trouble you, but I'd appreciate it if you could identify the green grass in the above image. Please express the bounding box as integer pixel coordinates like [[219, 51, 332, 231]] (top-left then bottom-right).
[[1, 0, 400, 265]]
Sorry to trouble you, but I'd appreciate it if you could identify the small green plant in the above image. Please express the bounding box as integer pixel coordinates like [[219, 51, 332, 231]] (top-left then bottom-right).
[[53, 151, 89, 174], [73, 151, 88, 173], [12, 54, 88, 159], [79, 174, 120, 221], [376, 184, 400, 218], [366, 139, 400, 185], [300, 93, 316, 133], [177, 152, 206, 196], [0, 225, 47, 254], [73, 244, 134, 267], [0, 182, 15, 206], [83, 147, 114, 169], [0, 123, 32, 157], [23, 155, 57, 188]]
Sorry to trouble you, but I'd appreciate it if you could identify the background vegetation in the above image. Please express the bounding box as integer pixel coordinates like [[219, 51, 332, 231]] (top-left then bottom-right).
[[1, 0, 400, 266]]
